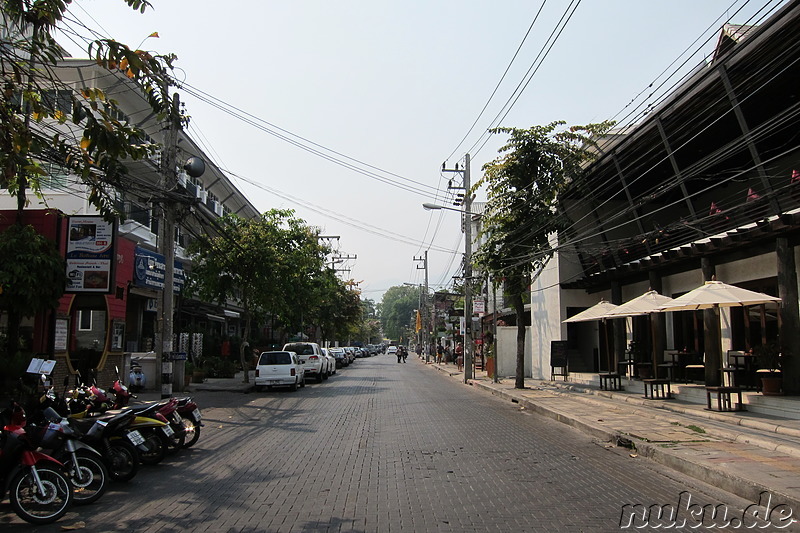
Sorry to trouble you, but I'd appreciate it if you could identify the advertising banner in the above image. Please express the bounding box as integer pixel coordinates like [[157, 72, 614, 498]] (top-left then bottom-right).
[[133, 247, 185, 294], [65, 216, 115, 293]]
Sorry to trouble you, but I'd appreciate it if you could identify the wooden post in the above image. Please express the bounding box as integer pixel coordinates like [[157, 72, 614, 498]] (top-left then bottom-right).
[[702, 258, 721, 386], [777, 237, 799, 394]]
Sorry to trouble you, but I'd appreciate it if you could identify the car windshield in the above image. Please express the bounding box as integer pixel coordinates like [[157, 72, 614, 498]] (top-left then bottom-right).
[[259, 352, 292, 365]]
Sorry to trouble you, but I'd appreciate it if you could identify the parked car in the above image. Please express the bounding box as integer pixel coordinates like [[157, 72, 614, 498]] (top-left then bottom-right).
[[283, 342, 328, 383], [321, 348, 337, 376], [329, 348, 348, 368], [255, 351, 305, 391]]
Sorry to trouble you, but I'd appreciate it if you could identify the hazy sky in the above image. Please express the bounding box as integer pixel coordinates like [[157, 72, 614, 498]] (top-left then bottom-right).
[[59, 0, 783, 302]]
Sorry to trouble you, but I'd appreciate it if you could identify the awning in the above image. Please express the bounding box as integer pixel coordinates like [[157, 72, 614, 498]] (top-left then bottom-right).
[[223, 310, 241, 318], [206, 314, 225, 322]]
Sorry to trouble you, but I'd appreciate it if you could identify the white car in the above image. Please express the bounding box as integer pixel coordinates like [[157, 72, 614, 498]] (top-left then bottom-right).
[[283, 342, 329, 383], [387, 346, 398, 355], [321, 348, 337, 376], [255, 351, 305, 391]]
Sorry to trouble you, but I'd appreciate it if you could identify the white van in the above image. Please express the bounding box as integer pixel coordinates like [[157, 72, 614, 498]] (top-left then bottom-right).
[[255, 351, 305, 391]]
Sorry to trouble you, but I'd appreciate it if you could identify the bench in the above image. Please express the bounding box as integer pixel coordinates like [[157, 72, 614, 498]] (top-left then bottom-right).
[[599, 373, 622, 391], [706, 386, 745, 412], [643, 379, 672, 400]]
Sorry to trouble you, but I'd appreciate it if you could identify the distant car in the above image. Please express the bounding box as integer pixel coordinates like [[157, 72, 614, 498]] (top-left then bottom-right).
[[255, 351, 305, 391], [387, 346, 397, 355], [283, 342, 328, 383], [329, 348, 348, 368]]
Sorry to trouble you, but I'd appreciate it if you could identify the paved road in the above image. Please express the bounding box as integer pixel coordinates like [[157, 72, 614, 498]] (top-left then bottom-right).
[[2, 356, 760, 532]]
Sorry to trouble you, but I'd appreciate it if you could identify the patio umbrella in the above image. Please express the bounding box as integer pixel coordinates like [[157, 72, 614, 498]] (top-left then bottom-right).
[[563, 300, 619, 372], [657, 280, 781, 385], [605, 290, 676, 378], [657, 280, 781, 311]]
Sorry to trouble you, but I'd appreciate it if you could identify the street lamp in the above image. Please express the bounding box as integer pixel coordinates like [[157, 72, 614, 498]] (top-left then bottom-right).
[[422, 197, 479, 383]]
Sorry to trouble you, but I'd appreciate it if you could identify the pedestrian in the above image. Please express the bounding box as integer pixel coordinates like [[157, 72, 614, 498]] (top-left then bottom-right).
[[397, 346, 403, 364], [402, 346, 408, 363], [455, 342, 464, 371], [436, 343, 443, 364]]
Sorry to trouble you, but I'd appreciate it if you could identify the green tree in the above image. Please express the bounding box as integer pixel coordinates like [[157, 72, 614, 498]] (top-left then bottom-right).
[[309, 272, 363, 345], [0, 223, 66, 361], [186, 209, 328, 383], [475, 121, 612, 388], [379, 285, 419, 342]]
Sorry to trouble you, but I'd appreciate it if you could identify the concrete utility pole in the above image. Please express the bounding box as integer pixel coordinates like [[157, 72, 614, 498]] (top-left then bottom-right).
[[414, 252, 431, 362], [155, 91, 180, 398], [442, 154, 473, 382]]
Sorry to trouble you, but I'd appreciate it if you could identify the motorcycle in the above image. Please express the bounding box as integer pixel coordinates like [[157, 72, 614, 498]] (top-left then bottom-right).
[[125, 401, 177, 463], [0, 402, 74, 524], [68, 409, 142, 482]]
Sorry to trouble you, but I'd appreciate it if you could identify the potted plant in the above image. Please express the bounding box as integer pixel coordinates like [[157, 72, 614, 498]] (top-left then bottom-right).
[[754, 342, 783, 395], [190, 358, 206, 384]]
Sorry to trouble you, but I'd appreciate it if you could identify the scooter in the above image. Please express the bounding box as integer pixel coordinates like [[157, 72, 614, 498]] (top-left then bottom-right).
[[0, 402, 74, 524], [175, 397, 203, 448]]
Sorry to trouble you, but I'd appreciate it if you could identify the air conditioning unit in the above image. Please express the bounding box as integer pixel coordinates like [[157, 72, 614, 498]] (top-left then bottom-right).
[[213, 201, 223, 217], [199, 189, 208, 202], [177, 171, 187, 187]]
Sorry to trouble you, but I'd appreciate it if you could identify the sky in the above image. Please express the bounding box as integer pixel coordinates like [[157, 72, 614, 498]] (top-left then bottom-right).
[[57, 0, 786, 303]]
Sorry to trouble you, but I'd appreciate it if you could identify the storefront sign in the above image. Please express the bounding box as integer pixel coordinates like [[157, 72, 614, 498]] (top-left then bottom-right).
[[65, 216, 115, 293], [133, 247, 185, 294], [54, 319, 68, 352]]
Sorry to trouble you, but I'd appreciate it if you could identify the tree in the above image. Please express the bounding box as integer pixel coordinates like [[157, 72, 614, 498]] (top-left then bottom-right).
[[0, 1, 179, 373], [379, 285, 419, 342], [309, 272, 363, 345], [186, 209, 328, 383], [474, 121, 612, 388], [0, 223, 66, 360]]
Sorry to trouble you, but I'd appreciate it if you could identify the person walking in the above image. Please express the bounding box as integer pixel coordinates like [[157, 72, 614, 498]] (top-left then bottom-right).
[[397, 346, 403, 364], [436, 343, 443, 364], [402, 346, 408, 363], [455, 342, 464, 371]]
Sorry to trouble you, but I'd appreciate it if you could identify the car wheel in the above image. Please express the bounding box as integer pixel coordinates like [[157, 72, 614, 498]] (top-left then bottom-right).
[[317, 372, 323, 383], [289, 380, 298, 392], [300, 376, 306, 388]]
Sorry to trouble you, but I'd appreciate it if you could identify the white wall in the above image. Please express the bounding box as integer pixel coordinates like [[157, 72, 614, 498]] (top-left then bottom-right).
[[497, 326, 531, 377]]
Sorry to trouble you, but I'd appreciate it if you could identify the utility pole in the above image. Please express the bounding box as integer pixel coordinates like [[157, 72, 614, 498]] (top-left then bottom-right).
[[414, 252, 430, 362], [443, 154, 473, 381], [156, 91, 180, 398]]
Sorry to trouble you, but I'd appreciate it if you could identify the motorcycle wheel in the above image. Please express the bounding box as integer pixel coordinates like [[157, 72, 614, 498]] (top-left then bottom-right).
[[66, 451, 108, 505], [166, 423, 186, 451], [9, 465, 74, 524], [139, 430, 167, 465], [106, 439, 139, 482], [181, 418, 201, 448]]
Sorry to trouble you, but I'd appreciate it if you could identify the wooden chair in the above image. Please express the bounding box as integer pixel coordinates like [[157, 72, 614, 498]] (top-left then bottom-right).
[[684, 352, 705, 383], [722, 350, 746, 387]]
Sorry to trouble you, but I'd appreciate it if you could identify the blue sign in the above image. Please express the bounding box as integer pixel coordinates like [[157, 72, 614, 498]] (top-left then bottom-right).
[[133, 247, 185, 294]]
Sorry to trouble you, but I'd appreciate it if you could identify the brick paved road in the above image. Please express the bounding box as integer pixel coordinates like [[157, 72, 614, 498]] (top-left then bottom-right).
[[1, 356, 758, 532]]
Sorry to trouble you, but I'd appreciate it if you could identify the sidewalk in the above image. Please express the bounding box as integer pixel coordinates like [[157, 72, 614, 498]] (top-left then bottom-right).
[[427, 359, 800, 514]]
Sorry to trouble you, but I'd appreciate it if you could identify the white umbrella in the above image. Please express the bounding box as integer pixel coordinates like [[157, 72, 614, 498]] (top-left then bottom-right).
[[605, 290, 675, 378], [563, 300, 618, 322], [658, 281, 781, 312], [605, 290, 675, 317], [563, 300, 619, 373], [657, 280, 781, 385]]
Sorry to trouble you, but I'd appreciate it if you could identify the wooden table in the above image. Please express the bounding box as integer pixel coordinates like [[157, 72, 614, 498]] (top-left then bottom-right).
[[706, 386, 745, 412], [599, 373, 622, 391], [643, 379, 672, 400]]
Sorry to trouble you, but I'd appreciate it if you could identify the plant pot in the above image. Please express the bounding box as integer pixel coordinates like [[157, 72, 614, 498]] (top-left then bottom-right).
[[760, 373, 782, 395], [486, 357, 495, 379], [192, 371, 206, 384]]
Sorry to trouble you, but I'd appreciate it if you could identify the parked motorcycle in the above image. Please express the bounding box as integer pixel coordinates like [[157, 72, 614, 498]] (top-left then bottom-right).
[[29, 393, 108, 505], [0, 402, 74, 524], [68, 409, 142, 482]]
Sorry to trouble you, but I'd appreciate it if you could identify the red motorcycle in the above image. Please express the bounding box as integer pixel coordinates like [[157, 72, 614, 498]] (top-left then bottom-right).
[[0, 403, 74, 524]]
